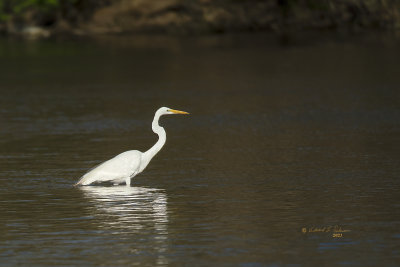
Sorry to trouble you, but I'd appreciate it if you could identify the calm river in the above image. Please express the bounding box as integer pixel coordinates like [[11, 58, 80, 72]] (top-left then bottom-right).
[[0, 33, 399, 266]]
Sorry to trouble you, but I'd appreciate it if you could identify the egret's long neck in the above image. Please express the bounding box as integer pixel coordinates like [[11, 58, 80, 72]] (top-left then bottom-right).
[[143, 112, 166, 166]]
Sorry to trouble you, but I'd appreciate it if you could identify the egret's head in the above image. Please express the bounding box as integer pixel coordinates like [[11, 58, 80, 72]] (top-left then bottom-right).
[[159, 107, 189, 115]]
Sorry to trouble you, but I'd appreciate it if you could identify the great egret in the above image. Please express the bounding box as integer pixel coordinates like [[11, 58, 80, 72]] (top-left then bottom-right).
[[74, 107, 189, 186]]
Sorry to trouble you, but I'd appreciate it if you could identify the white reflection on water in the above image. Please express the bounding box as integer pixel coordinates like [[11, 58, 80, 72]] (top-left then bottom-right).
[[80, 186, 168, 265]]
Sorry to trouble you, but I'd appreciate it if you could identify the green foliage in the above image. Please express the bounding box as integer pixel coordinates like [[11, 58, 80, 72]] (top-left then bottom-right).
[[0, 0, 67, 22], [13, 0, 57, 14]]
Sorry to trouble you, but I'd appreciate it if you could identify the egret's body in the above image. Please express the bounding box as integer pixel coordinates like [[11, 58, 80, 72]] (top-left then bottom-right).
[[75, 107, 188, 186]]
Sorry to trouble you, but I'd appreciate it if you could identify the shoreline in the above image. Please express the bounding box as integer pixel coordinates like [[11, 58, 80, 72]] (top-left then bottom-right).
[[0, 1, 399, 39]]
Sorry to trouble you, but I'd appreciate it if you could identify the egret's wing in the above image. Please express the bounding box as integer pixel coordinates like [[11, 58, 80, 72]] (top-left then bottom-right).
[[75, 151, 142, 186]]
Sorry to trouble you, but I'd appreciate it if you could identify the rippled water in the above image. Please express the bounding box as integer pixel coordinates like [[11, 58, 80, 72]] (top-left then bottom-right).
[[0, 33, 399, 266]]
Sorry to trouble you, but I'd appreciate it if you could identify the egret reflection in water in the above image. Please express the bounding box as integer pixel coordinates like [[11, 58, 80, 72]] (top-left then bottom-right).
[[79, 186, 168, 234], [79, 186, 169, 264]]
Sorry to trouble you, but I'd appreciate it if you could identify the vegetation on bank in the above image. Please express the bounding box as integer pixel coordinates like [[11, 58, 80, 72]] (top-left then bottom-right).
[[0, 0, 399, 38], [0, 0, 107, 35]]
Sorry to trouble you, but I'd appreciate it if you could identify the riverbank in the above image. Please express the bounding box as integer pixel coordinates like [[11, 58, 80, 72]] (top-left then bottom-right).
[[1, 0, 399, 39]]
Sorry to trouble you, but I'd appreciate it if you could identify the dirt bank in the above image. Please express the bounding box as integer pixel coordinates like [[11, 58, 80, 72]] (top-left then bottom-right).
[[1, 0, 399, 38]]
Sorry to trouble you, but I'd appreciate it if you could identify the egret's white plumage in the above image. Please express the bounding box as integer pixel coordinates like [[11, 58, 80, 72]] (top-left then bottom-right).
[[75, 107, 189, 186]]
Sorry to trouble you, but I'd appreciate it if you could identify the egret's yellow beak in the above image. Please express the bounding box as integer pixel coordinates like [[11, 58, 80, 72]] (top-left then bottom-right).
[[169, 109, 189, 115]]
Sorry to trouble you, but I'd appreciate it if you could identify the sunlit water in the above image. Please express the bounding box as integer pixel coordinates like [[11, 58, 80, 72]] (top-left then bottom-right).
[[0, 33, 399, 266]]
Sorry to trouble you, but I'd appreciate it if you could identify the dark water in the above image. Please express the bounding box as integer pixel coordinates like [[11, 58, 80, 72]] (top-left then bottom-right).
[[0, 33, 399, 266]]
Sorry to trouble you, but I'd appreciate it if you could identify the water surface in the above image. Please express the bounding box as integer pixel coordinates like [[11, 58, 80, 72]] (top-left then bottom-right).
[[0, 33, 399, 266]]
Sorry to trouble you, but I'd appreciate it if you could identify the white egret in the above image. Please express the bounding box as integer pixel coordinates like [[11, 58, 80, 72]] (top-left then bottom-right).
[[74, 107, 189, 186]]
